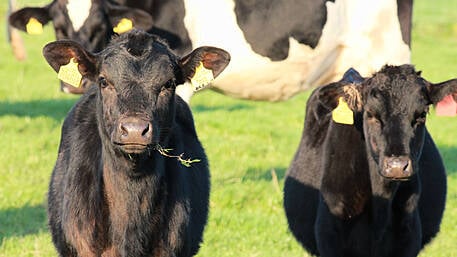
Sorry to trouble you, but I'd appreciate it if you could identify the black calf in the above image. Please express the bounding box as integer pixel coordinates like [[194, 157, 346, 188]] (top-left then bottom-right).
[[43, 30, 230, 256], [284, 65, 455, 257]]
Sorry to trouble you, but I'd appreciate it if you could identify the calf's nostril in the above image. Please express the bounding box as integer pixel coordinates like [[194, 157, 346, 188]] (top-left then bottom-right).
[[402, 161, 409, 171], [142, 123, 151, 137], [120, 123, 129, 137]]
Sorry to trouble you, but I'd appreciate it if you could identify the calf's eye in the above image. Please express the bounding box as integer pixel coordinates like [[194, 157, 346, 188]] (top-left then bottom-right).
[[366, 111, 382, 127], [99, 77, 108, 88]]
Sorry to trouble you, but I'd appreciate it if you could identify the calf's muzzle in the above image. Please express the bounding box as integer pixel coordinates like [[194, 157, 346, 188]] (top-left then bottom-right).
[[114, 116, 153, 153], [381, 156, 413, 179]]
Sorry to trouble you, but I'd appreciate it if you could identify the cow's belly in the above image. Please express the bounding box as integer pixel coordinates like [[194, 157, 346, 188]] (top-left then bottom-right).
[[183, 0, 410, 101]]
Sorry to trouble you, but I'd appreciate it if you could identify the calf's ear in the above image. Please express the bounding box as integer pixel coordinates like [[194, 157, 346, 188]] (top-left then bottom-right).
[[9, 6, 51, 33], [427, 79, 457, 104], [179, 47, 231, 90], [104, 2, 153, 33], [318, 68, 364, 112], [42, 40, 98, 81]]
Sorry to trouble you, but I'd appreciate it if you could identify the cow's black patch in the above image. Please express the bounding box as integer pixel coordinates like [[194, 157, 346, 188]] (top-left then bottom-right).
[[396, 0, 413, 46], [234, 0, 331, 61], [116, 0, 193, 55]]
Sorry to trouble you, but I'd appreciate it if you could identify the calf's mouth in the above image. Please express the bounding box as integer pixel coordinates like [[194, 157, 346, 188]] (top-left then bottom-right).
[[111, 116, 154, 154], [114, 142, 151, 154]]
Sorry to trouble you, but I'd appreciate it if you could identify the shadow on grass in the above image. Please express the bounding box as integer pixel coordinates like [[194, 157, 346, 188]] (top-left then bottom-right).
[[0, 98, 77, 121], [0, 203, 47, 243]]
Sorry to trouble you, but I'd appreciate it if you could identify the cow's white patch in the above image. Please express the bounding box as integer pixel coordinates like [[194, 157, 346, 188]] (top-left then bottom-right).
[[312, 0, 410, 83], [176, 82, 194, 104], [183, 0, 269, 70], [181, 0, 410, 102], [67, 0, 92, 32]]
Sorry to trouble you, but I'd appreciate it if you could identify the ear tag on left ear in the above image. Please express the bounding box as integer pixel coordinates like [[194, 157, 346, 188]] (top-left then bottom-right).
[[190, 62, 214, 91], [113, 18, 133, 34], [332, 97, 354, 125], [57, 58, 82, 87], [26, 18, 43, 35]]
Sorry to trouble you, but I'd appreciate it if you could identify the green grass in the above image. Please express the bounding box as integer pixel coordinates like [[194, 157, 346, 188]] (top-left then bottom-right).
[[1, 0, 457, 256]]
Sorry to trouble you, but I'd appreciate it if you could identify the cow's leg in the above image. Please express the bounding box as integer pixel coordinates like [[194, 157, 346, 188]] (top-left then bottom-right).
[[62, 217, 101, 257], [396, 0, 413, 46], [391, 180, 422, 257], [48, 226, 78, 257], [392, 210, 422, 257], [370, 196, 393, 257], [66, 235, 98, 257], [315, 197, 343, 257]]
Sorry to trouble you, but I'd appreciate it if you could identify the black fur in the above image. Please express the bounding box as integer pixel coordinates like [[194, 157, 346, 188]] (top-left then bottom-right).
[[284, 65, 455, 257], [47, 31, 213, 257]]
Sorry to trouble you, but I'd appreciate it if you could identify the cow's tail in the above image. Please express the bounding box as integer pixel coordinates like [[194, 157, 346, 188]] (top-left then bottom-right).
[[7, 0, 27, 61]]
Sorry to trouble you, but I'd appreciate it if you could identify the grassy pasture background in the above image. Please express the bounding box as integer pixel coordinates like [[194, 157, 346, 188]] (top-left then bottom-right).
[[0, 0, 457, 256]]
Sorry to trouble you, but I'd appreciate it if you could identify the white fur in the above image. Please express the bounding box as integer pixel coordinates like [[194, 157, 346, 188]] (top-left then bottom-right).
[[67, 0, 92, 32]]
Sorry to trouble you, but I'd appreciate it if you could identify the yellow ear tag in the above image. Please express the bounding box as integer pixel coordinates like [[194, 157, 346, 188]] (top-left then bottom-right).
[[332, 97, 354, 125], [26, 17, 43, 35], [190, 62, 214, 91], [113, 18, 133, 34], [57, 58, 82, 87]]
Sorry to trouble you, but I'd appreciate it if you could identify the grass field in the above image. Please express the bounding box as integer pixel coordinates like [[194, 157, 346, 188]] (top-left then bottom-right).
[[1, 0, 457, 256]]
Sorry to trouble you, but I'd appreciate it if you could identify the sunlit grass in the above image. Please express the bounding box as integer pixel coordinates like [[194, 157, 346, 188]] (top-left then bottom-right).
[[1, 0, 457, 256]]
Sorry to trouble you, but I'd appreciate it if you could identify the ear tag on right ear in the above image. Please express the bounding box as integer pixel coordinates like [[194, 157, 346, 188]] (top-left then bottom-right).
[[332, 97, 354, 125], [26, 18, 43, 35], [190, 62, 214, 91], [57, 58, 82, 87], [113, 18, 133, 34]]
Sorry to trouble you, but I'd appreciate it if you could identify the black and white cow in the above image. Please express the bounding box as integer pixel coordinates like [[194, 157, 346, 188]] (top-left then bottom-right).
[[283, 65, 455, 256], [43, 29, 230, 256], [9, 0, 154, 93], [10, 0, 412, 102]]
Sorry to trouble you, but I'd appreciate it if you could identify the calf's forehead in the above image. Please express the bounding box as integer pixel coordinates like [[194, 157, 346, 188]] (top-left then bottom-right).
[[364, 72, 429, 114], [100, 43, 178, 85]]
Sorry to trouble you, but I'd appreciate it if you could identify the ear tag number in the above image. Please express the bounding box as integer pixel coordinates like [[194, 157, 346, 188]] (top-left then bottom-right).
[[191, 62, 214, 91], [57, 58, 82, 87], [332, 97, 354, 125], [26, 18, 43, 35], [113, 18, 133, 34]]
